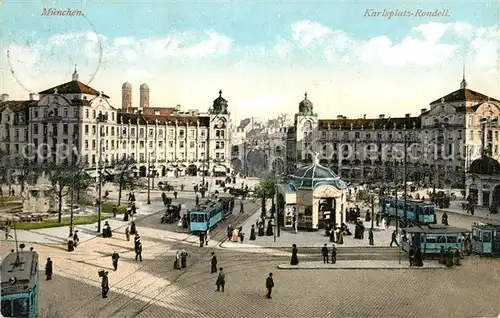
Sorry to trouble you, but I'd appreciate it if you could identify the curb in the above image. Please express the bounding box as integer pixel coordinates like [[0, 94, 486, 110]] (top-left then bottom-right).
[[436, 208, 500, 223], [277, 264, 448, 270]]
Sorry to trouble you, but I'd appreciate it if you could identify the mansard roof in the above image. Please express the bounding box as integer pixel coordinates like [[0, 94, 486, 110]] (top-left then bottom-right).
[[430, 88, 498, 105], [318, 116, 421, 130], [0, 100, 35, 113], [38, 80, 110, 98], [117, 112, 210, 126]]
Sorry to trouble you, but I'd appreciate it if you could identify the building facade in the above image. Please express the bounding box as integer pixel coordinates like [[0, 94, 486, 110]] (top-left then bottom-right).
[[231, 114, 290, 178], [286, 76, 500, 188], [0, 70, 232, 179]]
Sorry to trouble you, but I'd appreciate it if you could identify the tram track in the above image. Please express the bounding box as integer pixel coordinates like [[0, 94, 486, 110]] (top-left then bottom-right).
[[88, 203, 260, 317]]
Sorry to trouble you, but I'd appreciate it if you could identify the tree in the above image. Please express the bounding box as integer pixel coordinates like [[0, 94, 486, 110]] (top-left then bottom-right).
[[44, 160, 86, 223], [15, 156, 42, 195], [254, 178, 277, 218], [112, 156, 141, 206], [0, 151, 16, 195]]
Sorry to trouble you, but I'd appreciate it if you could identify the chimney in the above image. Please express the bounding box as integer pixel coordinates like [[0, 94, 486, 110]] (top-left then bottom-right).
[[421, 108, 428, 114], [343, 116, 347, 119], [1, 94, 9, 102], [363, 114, 366, 119], [379, 114, 385, 119], [405, 113, 410, 118], [29, 93, 38, 101]]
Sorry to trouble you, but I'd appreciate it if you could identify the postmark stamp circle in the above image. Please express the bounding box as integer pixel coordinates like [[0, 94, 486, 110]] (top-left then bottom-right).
[[5, 11, 102, 93]]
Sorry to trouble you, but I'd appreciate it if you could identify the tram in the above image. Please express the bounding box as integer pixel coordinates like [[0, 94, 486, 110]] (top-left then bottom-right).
[[379, 197, 436, 225], [188, 197, 234, 233], [1, 248, 39, 318], [471, 222, 500, 257], [402, 224, 470, 256]]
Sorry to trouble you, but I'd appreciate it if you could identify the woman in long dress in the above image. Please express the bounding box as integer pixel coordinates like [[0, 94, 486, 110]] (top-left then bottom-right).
[[290, 244, 299, 265]]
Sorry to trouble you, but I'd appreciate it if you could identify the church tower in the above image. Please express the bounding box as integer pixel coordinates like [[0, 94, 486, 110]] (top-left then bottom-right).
[[139, 83, 150, 108], [122, 82, 132, 110], [295, 92, 318, 164]]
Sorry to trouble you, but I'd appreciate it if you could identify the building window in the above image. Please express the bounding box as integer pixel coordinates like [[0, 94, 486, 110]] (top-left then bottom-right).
[[179, 130, 185, 138], [63, 124, 68, 135], [179, 141, 185, 148], [189, 141, 195, 148]]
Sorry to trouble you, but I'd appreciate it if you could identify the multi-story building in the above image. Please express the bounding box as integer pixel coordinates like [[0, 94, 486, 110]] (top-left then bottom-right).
[[0, 70, 232, 180], [286, 76, 500, 188], [231, 115, 290, 177]]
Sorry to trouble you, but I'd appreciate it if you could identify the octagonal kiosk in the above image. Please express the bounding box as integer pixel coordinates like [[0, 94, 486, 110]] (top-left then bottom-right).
[[277, 154, 347, 231]]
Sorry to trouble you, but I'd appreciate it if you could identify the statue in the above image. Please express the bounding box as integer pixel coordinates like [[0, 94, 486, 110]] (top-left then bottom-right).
[[313, 152, 320, 165]]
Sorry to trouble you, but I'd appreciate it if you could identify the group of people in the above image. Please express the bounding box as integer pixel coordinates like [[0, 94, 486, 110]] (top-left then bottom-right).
[[173, 250, 189, 269], [440, 246, 461, 267], [67, 230, 80, 252], [321, 243, 337, 264]]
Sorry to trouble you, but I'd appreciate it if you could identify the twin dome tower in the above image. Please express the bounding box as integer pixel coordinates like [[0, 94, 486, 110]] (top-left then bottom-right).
[[121, 82, 149, 111]]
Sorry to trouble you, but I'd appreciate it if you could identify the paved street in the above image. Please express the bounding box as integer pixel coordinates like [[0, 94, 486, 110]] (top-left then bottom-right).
[[1, 195, 499, 318]]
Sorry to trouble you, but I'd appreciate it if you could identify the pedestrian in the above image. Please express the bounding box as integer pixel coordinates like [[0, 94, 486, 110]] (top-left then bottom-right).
[[199, 232, 205, 247], [409, 246, 415, 266], [250, 225, 256, 240], [240, 201, 244, 214], [196, 195, 200, 206], [266, 273, 274, 299], [5, 224, 13, 240], [112, 251, 120, 271], [322, 243, 329, 263], [331, 244, 337, 264], [180, 249, 188, 268], [174, 251, 181, 270], [101, 271, 109, 298], [439, 245, 446, 264], [174, 191, 178, 199], [113, 205, 118, 217], [211, 252, 218, 274], [390, 230, 399, 247], [135, 242, 143, 262], [376, 213, 380, 227], [368, 228, 374, 245], [216, 267, 225, 292], [45, 257, 53, 280], [125, 226, 130, 241], [130, 221, 137, 235], [290, 244, 299, 265], [73, 231, 80, 248], [67, 235, 74, 252]]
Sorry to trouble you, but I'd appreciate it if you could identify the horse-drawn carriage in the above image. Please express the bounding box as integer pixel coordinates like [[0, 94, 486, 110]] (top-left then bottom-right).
[[161, 205, 181, 224]]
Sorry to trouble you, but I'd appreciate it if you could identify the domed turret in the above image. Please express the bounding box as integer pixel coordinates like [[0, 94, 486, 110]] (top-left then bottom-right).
[[212, 90, 228, 114], [122, 82, 132, 89], [469, 155, 500, 175], [290, 153, 346, 189], [140, 83, 149, 90], [299, 92, 313, 115]]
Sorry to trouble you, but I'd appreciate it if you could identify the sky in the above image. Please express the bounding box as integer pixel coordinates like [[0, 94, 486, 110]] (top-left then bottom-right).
[[0, 1, 499, 123]]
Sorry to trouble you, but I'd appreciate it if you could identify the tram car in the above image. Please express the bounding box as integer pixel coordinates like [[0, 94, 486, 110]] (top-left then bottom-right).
[[188, 197, 234, 234], [1, 248, 39, 318], [379, 196, 436, 225], [402, 224, 470, 256], [471, 222, 500, 257]]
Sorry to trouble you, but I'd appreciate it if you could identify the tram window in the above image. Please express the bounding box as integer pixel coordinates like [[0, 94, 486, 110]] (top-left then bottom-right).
[[13, 298, 29, 317], [483, 232, 492, 242], [1, 299, 12, 317], [472, 229, 478, 241], [446, 236, 457, 243], [426, 237, 437, 243], [190, 214, 199, 222], [438, 236, 446, 243]]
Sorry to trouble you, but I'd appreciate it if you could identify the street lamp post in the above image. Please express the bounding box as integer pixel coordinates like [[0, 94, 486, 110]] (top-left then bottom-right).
[[147, 155, 156, 205], [96, 112, 107, 233]]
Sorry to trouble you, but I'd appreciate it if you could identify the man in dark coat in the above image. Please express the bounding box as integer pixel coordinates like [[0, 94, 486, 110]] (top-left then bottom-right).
[[390, 230, 399, 247], [216, 267, 225, 292], [73, 231, 80, 248], [331, 244, 337, 264], [266, 273, 274, 299], [368, 228, 374, 245], [196, 195, 200, 206], [101, 271, 109, 298], [135, 242, 143, 262], [181, 250, 188, 268], [441, 212, 448, 225], [322, 243, 329, 263], [112, 252, 120, 271], [45, 257, 53, 280], [409, 246, 415, 266], [211, 252, 218, 273], [439, 246, 446, 264]]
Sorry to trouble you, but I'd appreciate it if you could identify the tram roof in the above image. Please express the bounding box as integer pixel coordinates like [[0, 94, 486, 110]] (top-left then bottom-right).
[[1, 251, 38, 296], [188, 200, 222, 212], [404, 225, 470, 234]]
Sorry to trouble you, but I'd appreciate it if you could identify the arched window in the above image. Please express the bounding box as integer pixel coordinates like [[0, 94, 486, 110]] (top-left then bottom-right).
[[303, 120, 312, 132]]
